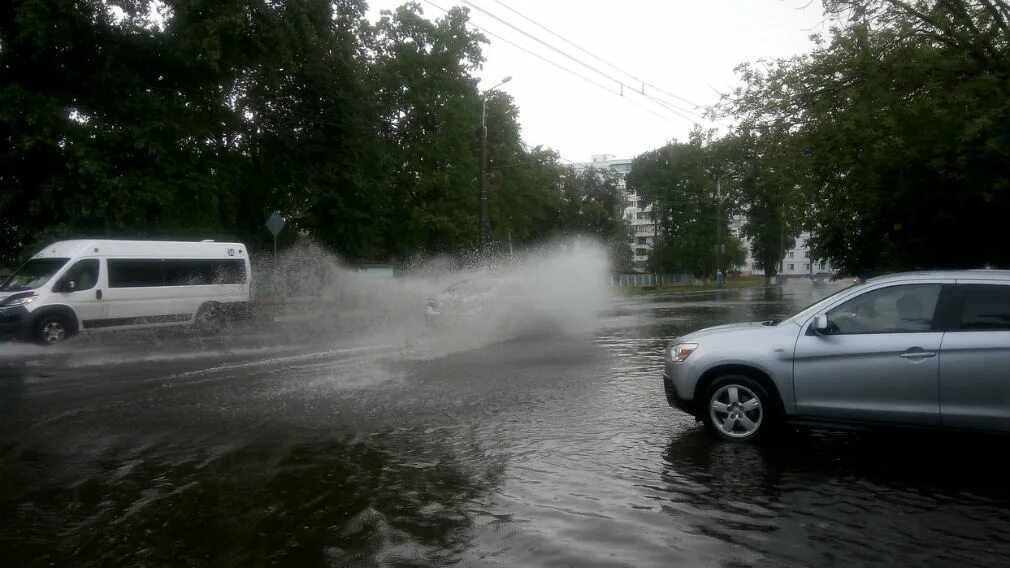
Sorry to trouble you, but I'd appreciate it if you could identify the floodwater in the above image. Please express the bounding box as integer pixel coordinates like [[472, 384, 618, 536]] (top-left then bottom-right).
[[3, 281, 1010, 567]]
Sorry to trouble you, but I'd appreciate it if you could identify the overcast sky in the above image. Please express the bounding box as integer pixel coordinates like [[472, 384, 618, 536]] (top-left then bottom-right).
[[365, 0, 834, 163]]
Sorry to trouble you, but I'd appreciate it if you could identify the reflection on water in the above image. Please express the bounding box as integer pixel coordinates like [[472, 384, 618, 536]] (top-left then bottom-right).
[[4, 282, 1010, 567], [0, 431, 504, 567], [661, 428, 1010, 566]]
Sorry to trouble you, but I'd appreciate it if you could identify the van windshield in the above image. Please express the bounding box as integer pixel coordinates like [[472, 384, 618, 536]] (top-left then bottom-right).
[[0, 258, 69, 292]]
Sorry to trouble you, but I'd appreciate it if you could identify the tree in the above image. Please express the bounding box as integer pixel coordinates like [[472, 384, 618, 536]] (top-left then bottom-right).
[[551, 165, 630, 269], [723, 0, 1010, 273], [484, 98, 565, 247], [626, 133, 733, 277], [367, 3, 488, 257], [1, 0, 246, 263], [724, 235, 749, 273], [714, 128, 806, 277], [1, 1, 619, 268]]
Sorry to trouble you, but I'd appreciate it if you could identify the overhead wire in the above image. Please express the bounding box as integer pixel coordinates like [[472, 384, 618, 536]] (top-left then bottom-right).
[[519, 141, 577, 165], [485, 0, 703, 112], [420, 0, 689, 126], [460, 0, 704, 123], [420, 0, 617, 95]]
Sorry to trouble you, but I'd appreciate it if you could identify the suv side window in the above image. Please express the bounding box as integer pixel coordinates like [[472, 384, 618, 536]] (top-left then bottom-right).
[[827, 284, 942, 334], [58, 259, 100, 292], [957, 284, 1010, 331]]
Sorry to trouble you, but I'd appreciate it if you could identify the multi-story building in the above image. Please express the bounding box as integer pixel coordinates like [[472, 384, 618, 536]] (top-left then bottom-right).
[[578, 154, 835, 277], [731, 223, 835, 277], [575, 155, 654, 272]]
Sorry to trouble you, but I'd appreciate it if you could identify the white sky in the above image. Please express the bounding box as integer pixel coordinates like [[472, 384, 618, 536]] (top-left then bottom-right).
[[365, 0, 835, 162]]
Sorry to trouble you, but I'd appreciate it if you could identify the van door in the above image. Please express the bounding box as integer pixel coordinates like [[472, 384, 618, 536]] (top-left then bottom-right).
[[103, 258, 181, 325], [52, 258, 106, 328]]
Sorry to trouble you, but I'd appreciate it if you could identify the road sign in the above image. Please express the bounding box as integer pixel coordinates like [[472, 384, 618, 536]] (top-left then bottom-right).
[[266, 211, 286, 236]]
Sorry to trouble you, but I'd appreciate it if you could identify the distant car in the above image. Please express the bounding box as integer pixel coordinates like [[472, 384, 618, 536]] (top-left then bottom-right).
[[663, 270, 1010, 442], [424, 276, 519, 327]]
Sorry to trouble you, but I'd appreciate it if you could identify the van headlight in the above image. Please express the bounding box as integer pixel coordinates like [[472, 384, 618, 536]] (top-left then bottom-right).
[[669, 343, 698, 363], [3, 294, 37, 307]]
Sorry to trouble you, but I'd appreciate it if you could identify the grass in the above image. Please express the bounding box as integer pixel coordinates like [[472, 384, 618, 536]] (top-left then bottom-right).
[[617, 275, 769, 296]]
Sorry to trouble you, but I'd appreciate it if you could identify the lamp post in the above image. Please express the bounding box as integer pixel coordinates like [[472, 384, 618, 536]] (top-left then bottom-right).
[[480, 75, 512, 246]]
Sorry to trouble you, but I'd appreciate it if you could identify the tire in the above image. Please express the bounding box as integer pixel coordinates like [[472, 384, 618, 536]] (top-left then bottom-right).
[[194, 303, 223, 336], [34, 314, 73, 345], [701, 375, 777, 443]]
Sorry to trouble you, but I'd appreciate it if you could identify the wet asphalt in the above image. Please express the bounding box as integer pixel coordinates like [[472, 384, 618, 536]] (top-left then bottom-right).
[[3, 281, 1010, 567]]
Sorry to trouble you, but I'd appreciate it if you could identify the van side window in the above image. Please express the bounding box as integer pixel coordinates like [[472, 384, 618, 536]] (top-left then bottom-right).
[[958, 285, 1010, 330], [109, 259, 246, 288], [108, 260, 165, 288], [60, 259, 99, 291], [163, 260, 246, 286]]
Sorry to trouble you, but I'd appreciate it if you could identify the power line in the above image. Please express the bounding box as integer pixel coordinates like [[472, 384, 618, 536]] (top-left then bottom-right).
[[518, 141, 576, 164], [420, 0, 617, 95], [463, 0, 704, 121], [485, 0, 703, 111], [420, 0, 687, 126]]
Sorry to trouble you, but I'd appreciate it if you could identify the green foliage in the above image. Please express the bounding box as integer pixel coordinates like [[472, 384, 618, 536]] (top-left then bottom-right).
[[714, 129, 803, 276], [723, 0, 1010, 273], [723, 235, 748, 272], [627, 133, 732, 277], [0, 1, 627, 267]]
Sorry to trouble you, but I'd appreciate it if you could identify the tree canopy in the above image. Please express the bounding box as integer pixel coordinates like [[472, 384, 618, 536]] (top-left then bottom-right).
[[0, 0, 626, 268], [721, 0, 1010, 273]]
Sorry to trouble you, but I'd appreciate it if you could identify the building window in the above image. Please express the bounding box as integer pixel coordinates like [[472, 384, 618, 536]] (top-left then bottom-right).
[[635, 248, 649, 256], [803, 250, 810, 258], [788, 251, 795, 259], [804, 264, 810, 271], [787, 263, 795, 271], [637, 237, 647, 245]]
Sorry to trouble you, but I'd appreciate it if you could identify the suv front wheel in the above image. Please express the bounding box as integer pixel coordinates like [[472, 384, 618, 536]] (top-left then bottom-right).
[[702, 375, 775, 443]]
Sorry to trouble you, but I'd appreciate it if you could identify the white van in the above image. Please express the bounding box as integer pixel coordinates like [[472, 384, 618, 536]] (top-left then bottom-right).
[[0, 240, 252, 344]]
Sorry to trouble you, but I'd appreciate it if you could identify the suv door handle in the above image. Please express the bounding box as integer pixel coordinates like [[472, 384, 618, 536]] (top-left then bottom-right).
[[899, 349, 935, 359], [96, 289, 103, 300]]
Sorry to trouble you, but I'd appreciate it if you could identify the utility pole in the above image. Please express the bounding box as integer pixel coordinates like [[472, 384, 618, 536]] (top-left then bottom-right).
[[479, 76, 512, 247], [715, 176, 722, 276], [779, 201, 786, 285], [480, 99, 489, 245]]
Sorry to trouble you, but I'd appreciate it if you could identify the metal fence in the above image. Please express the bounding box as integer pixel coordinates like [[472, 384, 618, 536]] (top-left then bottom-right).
[[610, 273, 710, 287]]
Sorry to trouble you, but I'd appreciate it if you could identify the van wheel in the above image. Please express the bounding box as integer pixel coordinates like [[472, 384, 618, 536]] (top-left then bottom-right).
[[195, 304, 223, 335], [35, 314, 72, 345], [701, 375, 775, 443]]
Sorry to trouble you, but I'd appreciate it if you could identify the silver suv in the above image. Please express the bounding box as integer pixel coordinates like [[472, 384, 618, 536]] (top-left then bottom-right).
[[664, 271, 1010, 442]]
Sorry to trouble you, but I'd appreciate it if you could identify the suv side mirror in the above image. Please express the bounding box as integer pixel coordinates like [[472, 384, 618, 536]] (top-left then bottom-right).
[[812, 314, 830, 334], [57, 280, 75, 293]]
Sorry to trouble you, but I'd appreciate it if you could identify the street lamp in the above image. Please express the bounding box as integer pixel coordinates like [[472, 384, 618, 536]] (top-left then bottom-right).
[[479, 75, 512, 246]]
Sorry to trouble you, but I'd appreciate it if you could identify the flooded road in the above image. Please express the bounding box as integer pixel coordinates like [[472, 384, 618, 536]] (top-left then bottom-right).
[[3, 282, 1010, 567]]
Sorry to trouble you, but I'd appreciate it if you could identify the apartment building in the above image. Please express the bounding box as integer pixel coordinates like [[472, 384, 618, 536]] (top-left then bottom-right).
[[574, 154, 653, 272]]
